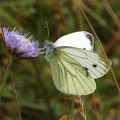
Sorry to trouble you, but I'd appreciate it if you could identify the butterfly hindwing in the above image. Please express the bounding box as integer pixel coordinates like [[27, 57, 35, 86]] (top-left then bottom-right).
[[56, 47, 111, 79], [49, 49, 96, 95]]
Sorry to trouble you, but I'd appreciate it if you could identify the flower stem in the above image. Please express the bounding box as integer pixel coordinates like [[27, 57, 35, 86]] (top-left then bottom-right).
[[10, 68, 22, 120], [0, 55, 15, 101]]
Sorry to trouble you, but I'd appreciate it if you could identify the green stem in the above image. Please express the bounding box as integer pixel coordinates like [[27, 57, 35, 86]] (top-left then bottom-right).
[[10, 68, 22, 120], [0, 55, 15, 101]]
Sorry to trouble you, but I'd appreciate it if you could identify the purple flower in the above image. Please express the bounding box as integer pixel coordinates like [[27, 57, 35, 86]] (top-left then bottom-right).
[[3, 28, 41, 58]]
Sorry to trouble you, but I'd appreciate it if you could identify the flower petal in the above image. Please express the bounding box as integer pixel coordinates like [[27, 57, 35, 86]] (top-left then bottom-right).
[[3, 27, 41, 58]]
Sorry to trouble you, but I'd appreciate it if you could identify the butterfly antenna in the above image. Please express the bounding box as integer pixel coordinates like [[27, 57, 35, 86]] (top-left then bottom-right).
[[44, 17, 50, 39]]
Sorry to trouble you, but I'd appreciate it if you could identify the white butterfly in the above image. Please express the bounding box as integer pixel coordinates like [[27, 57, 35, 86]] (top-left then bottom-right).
[[43, 31, 111, 95]]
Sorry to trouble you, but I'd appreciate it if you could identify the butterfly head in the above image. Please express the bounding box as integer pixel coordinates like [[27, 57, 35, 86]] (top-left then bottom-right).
[[44, 40, 55, 61]]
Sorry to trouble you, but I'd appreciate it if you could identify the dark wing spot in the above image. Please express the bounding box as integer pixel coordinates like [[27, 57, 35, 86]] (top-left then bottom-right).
[[93, 64, 97, 68], [86, 34, 93, 43], [84, 67, 89, 77], [90, 42, 93, 46], [85, 67, 88, 70], [84, 32, 94, 47]]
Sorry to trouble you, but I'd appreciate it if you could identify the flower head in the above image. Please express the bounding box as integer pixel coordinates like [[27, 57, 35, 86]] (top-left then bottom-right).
[[3, 28, 40, 58]]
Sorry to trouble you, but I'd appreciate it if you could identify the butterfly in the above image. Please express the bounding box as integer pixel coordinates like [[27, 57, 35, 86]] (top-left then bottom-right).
[[43, 31, 111, 95]]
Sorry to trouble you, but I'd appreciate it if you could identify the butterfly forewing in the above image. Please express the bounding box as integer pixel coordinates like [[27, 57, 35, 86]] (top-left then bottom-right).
[[54, 31, 94, 51], [49, 50, 96, 95]]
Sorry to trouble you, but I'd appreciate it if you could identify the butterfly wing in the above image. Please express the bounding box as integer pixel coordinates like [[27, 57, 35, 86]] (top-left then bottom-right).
[[54, 31, 94, 51], [56, 47, 111, 79], [48, 49, 96, 95]]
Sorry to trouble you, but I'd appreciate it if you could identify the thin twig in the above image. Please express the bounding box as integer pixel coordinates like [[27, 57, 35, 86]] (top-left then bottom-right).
[[0, 56, 12, 101], [77, 96, 86, 120], [9, 68, 22, 120], [0, 17, 6, 46], [75, 0, 120, 94]]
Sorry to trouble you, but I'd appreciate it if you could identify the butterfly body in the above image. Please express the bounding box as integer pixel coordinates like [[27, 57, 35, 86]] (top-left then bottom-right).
[[44, 31, 111, 95], [44, 40, 55, 60]]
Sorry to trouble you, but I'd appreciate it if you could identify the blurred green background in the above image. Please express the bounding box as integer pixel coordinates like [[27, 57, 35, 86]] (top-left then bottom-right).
[[0, 0, 120, 120]]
